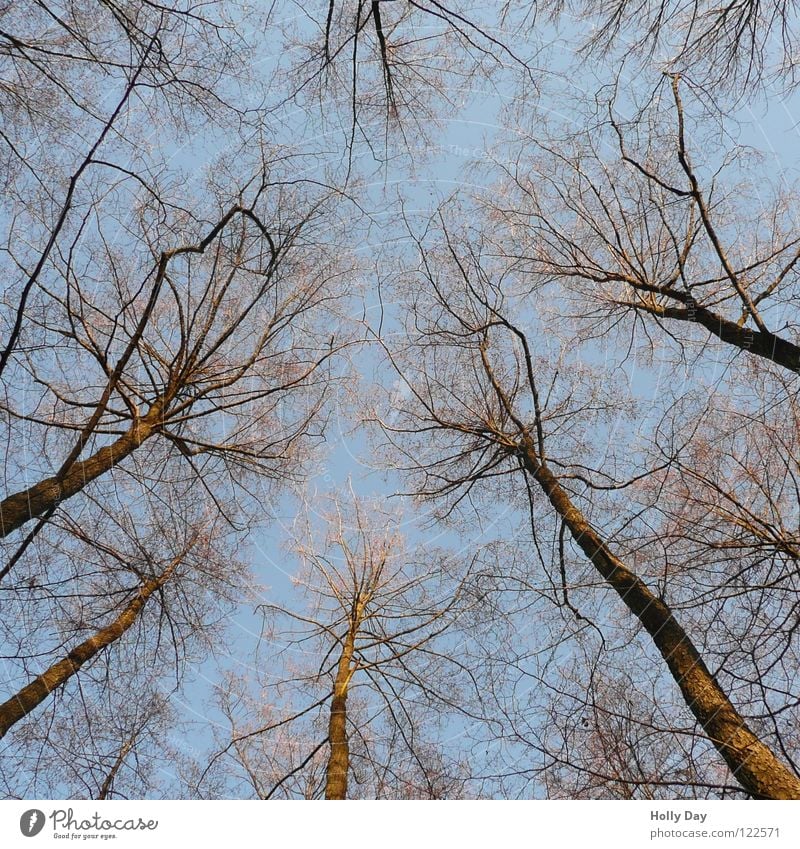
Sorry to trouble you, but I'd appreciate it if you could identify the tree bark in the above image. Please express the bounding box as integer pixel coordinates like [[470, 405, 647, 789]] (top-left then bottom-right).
[[0, 559, 176, 739], [628, 288, 800, 374], [0, 402, 164, 538], [518, 435, 800, 800], [324, 628, 356, 800], [97, 738, 135, 800]]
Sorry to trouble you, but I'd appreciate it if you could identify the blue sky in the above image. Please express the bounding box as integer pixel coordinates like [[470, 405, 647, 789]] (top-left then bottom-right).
[[154, 8, 800, 794], [5, 1, 800, 798]]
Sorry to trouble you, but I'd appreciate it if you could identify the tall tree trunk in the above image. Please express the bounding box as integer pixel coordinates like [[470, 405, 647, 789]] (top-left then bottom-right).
[[518, 435, 800, 800], [97, 738, 135, 800], [0, 558, 176, 739], [0, 402, 164, 538], [325, 628, 356, 800]]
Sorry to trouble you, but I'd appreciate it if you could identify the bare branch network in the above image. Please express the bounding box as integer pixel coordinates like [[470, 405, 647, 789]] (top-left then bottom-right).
[[1, 0, 800, 800]]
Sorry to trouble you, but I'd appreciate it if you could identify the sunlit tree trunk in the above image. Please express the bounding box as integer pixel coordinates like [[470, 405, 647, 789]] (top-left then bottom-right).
[[325, 626, 356, 800], [0, 556, 176, 739], [518, 434, 800, 800], [0, 400, 166, 538]]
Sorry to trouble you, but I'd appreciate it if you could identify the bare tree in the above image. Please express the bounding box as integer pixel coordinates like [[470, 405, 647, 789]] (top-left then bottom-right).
[[0, 130, 352, 796], [529, 1, 800, 93], [198, 492, 480, 800], [0, 1, 263, 378], [4, 0, 800, 803], [373, 215, 800, 798], [0, 533, 194, 740], [274, 0, 537, 167], [482, 74, 800, 375], [1, 680, 176, 800], [0, 497, 241, 797]]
